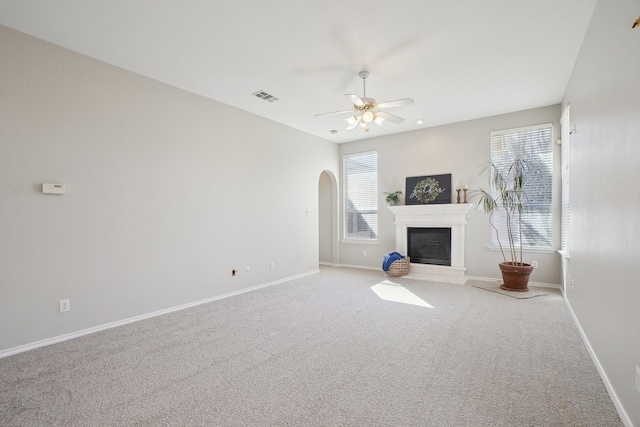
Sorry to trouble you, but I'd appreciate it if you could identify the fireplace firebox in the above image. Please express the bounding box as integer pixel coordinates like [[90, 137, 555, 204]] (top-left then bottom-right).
[[388, 204, 472, 280], [407, 227, 452, 266]]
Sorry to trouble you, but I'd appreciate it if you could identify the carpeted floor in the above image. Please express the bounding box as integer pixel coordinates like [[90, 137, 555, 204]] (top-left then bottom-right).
[[0, 267, 623, 426]]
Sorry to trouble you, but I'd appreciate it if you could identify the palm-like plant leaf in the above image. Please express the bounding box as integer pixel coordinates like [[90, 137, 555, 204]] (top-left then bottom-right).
[[472, 158, 530, 265]]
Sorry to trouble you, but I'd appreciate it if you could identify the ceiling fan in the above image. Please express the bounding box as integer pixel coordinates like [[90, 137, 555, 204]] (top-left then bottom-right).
[[315, 71, 414, 132]]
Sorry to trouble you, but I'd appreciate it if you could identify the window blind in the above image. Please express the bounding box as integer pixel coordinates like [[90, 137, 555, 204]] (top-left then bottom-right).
[[560, 107, 571, 254], [343, 151, 378, 240], [490, 124, 553, 249]]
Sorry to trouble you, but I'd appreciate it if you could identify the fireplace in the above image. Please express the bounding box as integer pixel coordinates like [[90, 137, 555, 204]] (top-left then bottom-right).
[[407, 227, 451, 266], [388, 204, 472, 281]]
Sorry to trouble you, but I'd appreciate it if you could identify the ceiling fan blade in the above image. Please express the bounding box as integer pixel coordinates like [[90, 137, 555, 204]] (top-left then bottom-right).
[[345, 94, 365, 107], [376, 98, 415, 109], [314, 109, 353, 117], [377, 111, 405, 124]]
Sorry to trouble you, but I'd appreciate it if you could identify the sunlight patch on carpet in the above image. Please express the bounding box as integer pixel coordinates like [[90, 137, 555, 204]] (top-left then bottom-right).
[[371, 280, 434, 308]]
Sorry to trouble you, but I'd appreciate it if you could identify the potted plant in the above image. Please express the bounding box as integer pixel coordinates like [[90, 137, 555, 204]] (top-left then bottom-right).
[[472, 158, 533, 292], [384, 191, 403, 206]]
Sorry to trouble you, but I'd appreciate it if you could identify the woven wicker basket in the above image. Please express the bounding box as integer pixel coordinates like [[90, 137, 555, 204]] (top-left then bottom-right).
[[386, 257, 410, 276]]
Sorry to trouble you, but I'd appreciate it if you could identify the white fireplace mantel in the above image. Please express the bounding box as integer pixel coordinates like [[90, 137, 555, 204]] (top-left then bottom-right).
[[388, 204, 472, 282]]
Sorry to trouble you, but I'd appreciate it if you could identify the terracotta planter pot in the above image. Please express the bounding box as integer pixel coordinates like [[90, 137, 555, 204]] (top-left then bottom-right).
[[499, 262, 533, 292]]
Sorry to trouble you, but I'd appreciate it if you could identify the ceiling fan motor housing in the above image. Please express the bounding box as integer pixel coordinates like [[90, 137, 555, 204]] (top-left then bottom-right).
[[355, 99, 376, 112]]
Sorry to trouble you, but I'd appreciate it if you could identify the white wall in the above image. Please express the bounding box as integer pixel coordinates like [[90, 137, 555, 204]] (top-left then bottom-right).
[[0, 26, 339, 352], [562, 0, 640, 424], [338, 106, 562, 285]]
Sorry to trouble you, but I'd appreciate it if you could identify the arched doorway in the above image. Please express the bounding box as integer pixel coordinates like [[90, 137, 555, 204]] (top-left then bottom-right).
[[318, 170, 338, 265]]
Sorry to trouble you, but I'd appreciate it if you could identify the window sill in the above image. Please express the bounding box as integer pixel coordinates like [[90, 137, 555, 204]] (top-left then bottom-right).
[[342, 239, 379, 245], [487, 246, 557, 254]]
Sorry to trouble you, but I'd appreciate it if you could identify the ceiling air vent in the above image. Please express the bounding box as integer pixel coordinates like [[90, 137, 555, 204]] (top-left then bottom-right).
[[252, 90, 279, 103]]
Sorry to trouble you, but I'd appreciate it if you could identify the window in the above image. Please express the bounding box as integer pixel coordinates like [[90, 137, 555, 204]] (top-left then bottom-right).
[[490, 124, 553, 249], [343, 151, 377, 240], [560, 107, 571, 255]]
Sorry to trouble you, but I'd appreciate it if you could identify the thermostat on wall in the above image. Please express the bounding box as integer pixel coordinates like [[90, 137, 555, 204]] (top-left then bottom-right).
[[42, 183, 66, 194]]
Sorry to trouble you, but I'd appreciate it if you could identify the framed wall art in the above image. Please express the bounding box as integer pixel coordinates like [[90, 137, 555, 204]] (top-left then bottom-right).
[[405, 174, 452, 205]]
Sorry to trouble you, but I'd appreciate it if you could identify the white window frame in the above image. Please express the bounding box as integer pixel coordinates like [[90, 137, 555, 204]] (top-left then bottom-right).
[[489, 123, 554, 251], [342, 151, 378, 242], [560, 106, 571, 258]]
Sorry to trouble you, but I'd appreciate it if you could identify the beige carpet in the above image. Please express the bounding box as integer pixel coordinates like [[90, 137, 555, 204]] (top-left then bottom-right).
[[0, 267, 622, 426], [468, 279, 549, 299]]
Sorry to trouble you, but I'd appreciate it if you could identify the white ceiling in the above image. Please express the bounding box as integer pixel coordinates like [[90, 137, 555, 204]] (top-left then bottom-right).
[[0, 0, 597, 143]]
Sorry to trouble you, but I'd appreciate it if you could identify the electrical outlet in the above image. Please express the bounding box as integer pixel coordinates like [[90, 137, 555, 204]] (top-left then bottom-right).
[[245, 266, 250, 274], [636, 366, 640, 394], [270, 261, 275, 269], [532, 260, 538, 268], [363, 250, 367, 257], [59, 299, 70, 313]]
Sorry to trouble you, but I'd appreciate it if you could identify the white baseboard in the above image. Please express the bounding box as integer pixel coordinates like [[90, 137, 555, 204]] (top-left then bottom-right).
[[0, 270, 319, 359], [329, 267, 563, 290], [528, 281, 562, 290], [563, 296, 633, 427], [402, 273, 467, 285], [330, 263, 381, 271]]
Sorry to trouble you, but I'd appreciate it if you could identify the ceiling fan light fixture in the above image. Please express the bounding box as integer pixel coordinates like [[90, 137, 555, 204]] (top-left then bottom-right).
[[345, 116, 360, 131], [362, 111, 374, 123], [374, 116, 385, 126]]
